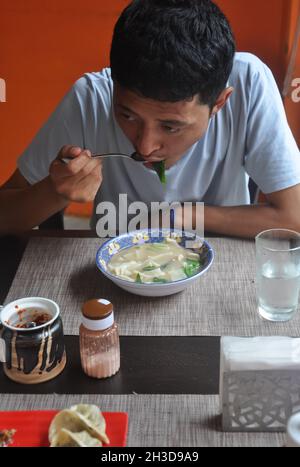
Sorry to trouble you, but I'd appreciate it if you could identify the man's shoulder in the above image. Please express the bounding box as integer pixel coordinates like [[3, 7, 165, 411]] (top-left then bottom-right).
[[230, 52, 269, 84], [72, 68, 113, 100], [228, 53, 276, 108]]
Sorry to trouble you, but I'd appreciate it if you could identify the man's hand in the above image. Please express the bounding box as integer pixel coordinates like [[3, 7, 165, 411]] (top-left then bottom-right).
[[49, 145, 103, 203]]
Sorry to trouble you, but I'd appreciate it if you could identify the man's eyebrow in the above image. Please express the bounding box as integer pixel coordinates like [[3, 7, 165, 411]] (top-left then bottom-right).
[[157, 119, 188, 127], [117, 104, 138, 115], [117, 104, 188, 126]]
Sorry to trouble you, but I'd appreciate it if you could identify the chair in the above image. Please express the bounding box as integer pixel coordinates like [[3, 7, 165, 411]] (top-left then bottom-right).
[[39, 211, 64, 230], [248, 178, 259, 204]]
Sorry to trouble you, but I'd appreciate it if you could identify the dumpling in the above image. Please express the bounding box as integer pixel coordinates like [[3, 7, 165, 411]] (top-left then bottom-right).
[[49, 410, 85, 443], [48, 404, 110, 447], [50, 428, 102, 447], [70, 404, 109, 444]]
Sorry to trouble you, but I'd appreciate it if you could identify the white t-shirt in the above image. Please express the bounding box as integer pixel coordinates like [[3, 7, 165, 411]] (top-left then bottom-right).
[[18, 53, 300, 229]]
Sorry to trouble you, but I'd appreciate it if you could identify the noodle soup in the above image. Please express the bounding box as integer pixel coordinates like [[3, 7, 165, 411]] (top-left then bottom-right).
[[107, 238, 202, 283]]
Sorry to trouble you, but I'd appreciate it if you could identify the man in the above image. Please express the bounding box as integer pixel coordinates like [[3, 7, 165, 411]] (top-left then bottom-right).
[[1, 0, 300, 237]]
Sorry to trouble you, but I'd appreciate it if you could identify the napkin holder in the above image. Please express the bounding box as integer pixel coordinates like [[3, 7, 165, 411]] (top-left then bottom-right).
[[220, 337, 300, 432]]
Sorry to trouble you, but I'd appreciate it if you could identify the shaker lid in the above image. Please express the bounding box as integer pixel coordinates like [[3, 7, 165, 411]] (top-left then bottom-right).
[[82, 299, 113, 320]]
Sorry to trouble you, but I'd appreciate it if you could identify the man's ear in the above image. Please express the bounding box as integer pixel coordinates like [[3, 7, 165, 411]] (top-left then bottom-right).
[[211, 87, 234, 116]]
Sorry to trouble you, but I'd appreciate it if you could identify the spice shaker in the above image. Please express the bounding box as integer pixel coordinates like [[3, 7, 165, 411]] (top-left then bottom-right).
[[79, 298, 120, 379]]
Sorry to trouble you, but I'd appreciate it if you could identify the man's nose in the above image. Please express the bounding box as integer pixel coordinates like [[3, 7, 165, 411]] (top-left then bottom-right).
[[135, 127, 161, 157]]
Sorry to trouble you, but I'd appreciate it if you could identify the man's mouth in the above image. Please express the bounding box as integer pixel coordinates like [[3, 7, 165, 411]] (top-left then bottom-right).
[[133, 152, 165, 163], [132, 153, 166, 171], [143, 159, 166, 171], [145, 158, 164, 163], [140, 156, 166, 163], [144, 161, 155, 169]]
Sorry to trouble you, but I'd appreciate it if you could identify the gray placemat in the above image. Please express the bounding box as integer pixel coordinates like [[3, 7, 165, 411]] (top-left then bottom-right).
[[0, 394, 285, 447], [5, 237, 300, 336]]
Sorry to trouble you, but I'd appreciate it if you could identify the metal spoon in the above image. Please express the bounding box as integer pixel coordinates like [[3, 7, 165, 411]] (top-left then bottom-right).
[[61, 152, 146, 165]]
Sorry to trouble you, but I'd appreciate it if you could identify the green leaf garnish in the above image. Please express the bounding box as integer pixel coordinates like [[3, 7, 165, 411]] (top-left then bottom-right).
[[136, 273, 143, 283], [152, 161, 166, 185], [183, 259, 201, 278]]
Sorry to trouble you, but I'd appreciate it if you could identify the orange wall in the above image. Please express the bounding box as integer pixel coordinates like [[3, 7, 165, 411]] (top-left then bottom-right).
[[0, 0, 297, 216], [283, 0, 300, 145], [217, 0, 287, 86]]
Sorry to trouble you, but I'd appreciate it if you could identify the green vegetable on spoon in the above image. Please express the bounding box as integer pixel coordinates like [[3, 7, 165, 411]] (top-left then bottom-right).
[[152, 161, 166, 185]]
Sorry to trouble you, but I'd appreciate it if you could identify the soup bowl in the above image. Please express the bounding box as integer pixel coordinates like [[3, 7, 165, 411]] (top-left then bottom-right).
[[96, 229, 214, 297]]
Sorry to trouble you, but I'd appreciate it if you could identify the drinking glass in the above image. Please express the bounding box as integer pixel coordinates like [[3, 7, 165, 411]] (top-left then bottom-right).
[[255, 229, 300, 322]]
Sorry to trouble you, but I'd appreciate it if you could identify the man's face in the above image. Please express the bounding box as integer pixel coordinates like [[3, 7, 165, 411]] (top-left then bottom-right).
[[113, 84, 212, 168]]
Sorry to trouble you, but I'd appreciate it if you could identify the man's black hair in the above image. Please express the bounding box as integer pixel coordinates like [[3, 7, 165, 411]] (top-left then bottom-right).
[[110, 0, 236, 108]]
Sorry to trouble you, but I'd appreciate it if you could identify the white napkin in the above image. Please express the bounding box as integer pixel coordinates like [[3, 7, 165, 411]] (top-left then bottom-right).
[[221, 336, 300, 371]]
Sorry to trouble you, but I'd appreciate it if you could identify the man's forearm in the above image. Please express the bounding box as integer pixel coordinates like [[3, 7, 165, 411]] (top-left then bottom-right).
[[200, 204, 299, 238], [0, 177, 68, 235]]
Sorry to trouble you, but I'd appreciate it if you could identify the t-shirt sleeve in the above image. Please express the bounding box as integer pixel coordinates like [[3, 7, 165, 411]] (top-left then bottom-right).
[[244, 59, 300, 194], [17, 79, 87, 185]]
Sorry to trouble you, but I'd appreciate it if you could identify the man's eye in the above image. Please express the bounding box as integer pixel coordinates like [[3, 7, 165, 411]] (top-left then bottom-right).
[[163, 126, 180, 134], [121, 113, 135, 121]]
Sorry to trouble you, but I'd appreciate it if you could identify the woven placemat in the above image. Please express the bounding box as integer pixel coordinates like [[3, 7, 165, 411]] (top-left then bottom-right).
[[4, 237, 300, 336], [0, 394, 285, 447]]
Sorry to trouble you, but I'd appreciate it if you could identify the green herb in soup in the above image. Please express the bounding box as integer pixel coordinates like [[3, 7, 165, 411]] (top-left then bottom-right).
[[108, 238, 202, 283], [183, 259, 201, 278]]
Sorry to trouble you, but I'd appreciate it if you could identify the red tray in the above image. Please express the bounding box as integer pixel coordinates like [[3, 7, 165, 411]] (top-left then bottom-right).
[[0, 410, 128, 447]]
